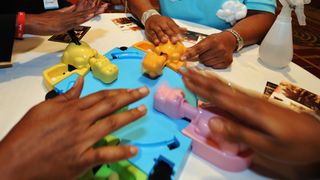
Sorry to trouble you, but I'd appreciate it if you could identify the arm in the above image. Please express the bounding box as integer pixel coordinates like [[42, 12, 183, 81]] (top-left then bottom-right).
[[229, 11, 275, 49], [24, 2, 107, 36], [0, 77, 149, 179], [180, 68, 320, 165], [181, 10, 275, 69]]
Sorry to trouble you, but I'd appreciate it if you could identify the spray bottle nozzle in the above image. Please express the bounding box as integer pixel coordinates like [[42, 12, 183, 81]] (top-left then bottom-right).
[[281, 0, 311, 26], [295, 5, 307, 25]]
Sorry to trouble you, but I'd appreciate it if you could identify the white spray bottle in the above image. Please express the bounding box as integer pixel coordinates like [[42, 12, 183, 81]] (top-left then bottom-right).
[[259, 0, 311, 69]]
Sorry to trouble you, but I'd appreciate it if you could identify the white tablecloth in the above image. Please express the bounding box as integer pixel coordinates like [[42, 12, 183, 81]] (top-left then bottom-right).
[[0, 13, 319, 180]]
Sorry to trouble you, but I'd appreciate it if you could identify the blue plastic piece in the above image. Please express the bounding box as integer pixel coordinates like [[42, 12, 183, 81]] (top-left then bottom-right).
[[54, 47, 196, 179], [105, 47, 145, 60], [54, 74, 78, 94]]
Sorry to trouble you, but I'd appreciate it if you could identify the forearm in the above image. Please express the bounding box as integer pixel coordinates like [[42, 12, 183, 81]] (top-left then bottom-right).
[[24, 14, 40, 35], [231, 11, 275, 46], [127, 0, 155, 20], [0, 141, 17, 179]]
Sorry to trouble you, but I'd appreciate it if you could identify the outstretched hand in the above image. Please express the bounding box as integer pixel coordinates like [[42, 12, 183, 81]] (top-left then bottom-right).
[[181, 31, 237, 69], [0, 77, 149, 179], [24, 2, 108, 35], [76, 0, 108, 15], [145, 15, 186, 45], [181, 68, 320, 164]]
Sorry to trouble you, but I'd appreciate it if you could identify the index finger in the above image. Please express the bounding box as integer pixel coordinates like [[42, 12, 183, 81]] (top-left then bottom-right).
[[77, 89, 129, 110], [53, 76, 84, 102], [80, 87, 150, 124], [181, 40, 210, 61]]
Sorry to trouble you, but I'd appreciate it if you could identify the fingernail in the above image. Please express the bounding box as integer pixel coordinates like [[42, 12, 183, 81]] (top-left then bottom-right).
[[130, 146, 138, 155], [138, 86, 149, 94], [210, 119, 224, 133], [137, 105, 146, 112]]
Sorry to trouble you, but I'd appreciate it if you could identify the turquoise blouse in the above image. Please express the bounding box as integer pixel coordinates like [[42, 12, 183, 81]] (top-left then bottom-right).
[[159, 0, 276, 30]]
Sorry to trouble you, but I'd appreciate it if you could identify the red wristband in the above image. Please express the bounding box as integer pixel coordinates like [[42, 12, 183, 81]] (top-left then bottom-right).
[[16, 12, 25, 39]]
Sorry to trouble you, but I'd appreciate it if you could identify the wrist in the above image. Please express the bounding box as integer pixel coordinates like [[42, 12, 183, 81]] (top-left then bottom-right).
[[224, 29, 244, 52], [141, 9, 160, 26], [24, 14, 39, 35], [220, 31, 237, 52], [15, 12, 25, 39]]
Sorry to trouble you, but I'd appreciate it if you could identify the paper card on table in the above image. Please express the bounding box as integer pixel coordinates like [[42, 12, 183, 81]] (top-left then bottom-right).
[[182, 30, 208, 44], [48, 26, 91, 43], [112, 17, 142, 31], [269, 81, 320, 112], [263, 81, 278, 99]]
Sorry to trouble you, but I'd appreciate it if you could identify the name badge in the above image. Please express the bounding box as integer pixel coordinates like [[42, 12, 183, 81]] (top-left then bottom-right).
[[43, 0, 59, 9]]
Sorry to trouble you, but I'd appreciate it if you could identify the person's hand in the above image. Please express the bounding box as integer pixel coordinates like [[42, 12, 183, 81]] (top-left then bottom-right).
[[0, 77, 149, 179], [181, 31, 237, 69], [76, 0, 108, 15], [145, 15, 186, 45], [24, 4, 107, 35], [181, 68, 320, 164]]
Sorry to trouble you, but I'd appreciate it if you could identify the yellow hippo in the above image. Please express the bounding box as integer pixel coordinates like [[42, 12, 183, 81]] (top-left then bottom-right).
[[142, 40, 186, 78], [154, 41, 186, 65], [142, 52, 167, 78], [61, 41, 118, 83], [61, 41, 94, 69], [89, 54, 118, 83]]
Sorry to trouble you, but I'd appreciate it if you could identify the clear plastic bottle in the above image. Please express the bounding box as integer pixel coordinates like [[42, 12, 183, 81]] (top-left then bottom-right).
[[259, 0, 293, 69]]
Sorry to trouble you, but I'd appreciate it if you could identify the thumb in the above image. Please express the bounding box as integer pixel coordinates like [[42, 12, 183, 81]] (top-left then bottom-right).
[[56, 76, 84, 102]]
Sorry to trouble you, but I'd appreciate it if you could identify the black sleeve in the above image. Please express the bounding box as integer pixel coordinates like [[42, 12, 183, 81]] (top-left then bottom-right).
[[2, 0, 72, 14], [18, 0, 72, 14], [0, 14, 16, 64]]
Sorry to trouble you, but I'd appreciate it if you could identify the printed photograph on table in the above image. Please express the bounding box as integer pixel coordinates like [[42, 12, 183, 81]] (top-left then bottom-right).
[[112, 17, 142, 31], [270, 81, 320, 112], [263, 81, 278, 99], [48, 26, 91, 43], [182, 30, 208, 44]]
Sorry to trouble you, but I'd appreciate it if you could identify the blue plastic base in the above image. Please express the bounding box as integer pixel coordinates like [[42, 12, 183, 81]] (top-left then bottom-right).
[[54, 46, 196, 179]]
